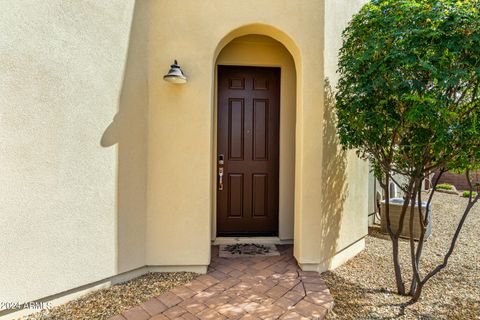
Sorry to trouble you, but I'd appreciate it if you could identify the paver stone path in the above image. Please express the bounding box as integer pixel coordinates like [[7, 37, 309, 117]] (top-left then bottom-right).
[[109, 245, 333, 320]]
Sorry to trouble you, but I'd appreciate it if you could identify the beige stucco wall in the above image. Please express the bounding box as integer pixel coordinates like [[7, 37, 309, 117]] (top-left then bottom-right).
[[0, 0, 370, 311], [0, 0, 148, 306], [214, 35, 296, 241], [146, 0, 325, 267], [146, 0, 368, 272], [319, 0, 370, 270]]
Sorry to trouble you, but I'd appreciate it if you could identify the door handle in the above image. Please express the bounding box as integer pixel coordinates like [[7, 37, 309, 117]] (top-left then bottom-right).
[[218, 167, 224, 191], [218, 154, 224, 191]]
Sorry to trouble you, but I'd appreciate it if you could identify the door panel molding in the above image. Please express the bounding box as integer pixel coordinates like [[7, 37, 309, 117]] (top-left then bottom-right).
[[217, 66, 280, 236]]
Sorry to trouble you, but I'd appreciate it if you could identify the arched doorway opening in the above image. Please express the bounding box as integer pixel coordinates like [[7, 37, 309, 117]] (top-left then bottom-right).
[[212, 33, 297, 242]]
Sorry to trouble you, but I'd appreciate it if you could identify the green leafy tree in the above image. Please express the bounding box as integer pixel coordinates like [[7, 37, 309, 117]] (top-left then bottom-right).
[[335, 0, 480, 301]]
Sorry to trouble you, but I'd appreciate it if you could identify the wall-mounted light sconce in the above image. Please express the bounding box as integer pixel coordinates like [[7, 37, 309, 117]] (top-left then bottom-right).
[[163, 60, 187, 84]]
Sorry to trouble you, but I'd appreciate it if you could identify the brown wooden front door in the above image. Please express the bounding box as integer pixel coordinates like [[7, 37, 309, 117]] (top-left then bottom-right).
[[217, 66, 280, 236]]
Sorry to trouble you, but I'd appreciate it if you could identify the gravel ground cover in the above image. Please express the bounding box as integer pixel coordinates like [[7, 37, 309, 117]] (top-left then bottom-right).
[[23, 272, 197, 320], [324, 193, 479, 320]]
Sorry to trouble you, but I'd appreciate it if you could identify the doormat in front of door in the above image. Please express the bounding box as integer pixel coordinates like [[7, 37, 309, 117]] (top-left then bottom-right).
[[219, 243, 280, 258]]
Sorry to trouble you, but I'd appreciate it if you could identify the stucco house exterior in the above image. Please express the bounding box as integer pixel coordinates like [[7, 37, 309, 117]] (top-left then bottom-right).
[[0, 0, 370, 318]]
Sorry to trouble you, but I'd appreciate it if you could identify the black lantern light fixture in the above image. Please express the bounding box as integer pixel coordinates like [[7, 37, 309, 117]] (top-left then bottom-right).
[[163, 60, 187, 84]]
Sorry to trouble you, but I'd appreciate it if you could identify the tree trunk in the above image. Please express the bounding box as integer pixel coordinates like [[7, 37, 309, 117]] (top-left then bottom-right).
[[411, 170, 479, 302], [412, 282, 424, 301], [407, 179, 420, 295], [409, 170, 445, 295], [391, 237, 405, 295], [384, 174, 413, 296]]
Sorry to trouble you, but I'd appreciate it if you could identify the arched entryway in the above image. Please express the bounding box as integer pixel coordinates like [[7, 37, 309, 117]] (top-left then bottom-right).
[[211, 30, 298, 242]]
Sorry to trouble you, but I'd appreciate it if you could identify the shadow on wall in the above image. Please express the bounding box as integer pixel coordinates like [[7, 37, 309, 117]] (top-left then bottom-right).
[[319, 79, 348, 268], [100, 0, 149, 273]]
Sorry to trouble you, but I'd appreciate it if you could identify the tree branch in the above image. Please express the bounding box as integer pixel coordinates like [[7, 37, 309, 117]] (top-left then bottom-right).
[[415, 169, 480, 299]]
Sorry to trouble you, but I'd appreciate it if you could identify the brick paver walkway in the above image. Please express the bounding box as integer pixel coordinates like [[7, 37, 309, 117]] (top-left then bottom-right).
[[110, 245, 333, 320]]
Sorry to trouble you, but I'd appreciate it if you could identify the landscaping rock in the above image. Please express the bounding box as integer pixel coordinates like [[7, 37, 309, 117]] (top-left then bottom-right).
[[324, 193, 479, 320], [22, 272, 197, 320]]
